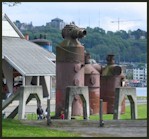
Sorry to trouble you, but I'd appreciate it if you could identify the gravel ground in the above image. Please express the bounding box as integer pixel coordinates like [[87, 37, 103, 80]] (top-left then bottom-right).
[[21, 119, 147, 137]]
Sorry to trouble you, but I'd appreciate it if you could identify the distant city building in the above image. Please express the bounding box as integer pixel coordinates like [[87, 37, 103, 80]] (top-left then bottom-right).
[[140, 36, 146, 39], [14, 20, 33, 31], [133, 66, 147, 83], [124, 63, 147, 87], [46, 17, 65, 30]]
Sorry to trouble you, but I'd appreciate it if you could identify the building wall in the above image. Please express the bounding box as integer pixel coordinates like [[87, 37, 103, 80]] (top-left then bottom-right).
[[133, 68, 147, 82], [47, 18, 65, 30]]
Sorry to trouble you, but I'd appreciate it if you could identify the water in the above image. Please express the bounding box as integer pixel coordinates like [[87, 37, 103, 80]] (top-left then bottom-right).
[[136, 87, 147, 96]]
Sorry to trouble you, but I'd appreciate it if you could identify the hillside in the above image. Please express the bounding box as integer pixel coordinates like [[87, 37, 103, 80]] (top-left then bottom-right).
[[21, 26, 147, 63]]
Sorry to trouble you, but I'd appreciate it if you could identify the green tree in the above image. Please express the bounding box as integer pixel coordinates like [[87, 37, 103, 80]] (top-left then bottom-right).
[[18, 23, 146, 63], [3, 2, 21, 7]]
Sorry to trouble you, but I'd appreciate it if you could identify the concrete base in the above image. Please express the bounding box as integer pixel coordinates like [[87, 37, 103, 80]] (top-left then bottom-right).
[[113, 87, 137, 120], [18, 86, 43, 120], [65, 86, 90, 120]]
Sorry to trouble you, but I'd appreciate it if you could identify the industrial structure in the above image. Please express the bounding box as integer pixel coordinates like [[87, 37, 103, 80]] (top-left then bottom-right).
[[100, 54, 125, 114], [55, 23, 126, 118], [2, 13, 131, 120], [2, 13, 56, 119], [55, 23, 87, 117]]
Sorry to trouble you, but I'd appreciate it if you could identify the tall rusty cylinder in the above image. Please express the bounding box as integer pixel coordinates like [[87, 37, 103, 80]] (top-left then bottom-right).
[[100, 76, 125, 114], [84, 52, 100, 115], [100, 54, 125, 114], [85, 64, 100, 115], [56, 23, 86, 117]]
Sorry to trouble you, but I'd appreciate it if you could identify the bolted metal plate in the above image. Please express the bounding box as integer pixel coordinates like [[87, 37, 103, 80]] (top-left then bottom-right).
[[90, 76, 96, 85]]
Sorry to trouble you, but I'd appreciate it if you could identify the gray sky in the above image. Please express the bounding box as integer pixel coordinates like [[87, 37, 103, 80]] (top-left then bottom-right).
[[2, 2, 147, 32]]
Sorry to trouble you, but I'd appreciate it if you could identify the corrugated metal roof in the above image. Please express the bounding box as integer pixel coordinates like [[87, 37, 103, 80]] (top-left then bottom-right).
[[3, 37, 56, 76]]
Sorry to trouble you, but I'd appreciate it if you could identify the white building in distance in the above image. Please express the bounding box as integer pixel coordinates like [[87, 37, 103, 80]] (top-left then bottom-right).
[[133, 64, 147, 83], [46, 18, 65, 30]]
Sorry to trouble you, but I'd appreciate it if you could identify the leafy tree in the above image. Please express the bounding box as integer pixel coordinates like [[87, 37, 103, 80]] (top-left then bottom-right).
[[17, 22, 146, 63], [2, 2, 21, 7]]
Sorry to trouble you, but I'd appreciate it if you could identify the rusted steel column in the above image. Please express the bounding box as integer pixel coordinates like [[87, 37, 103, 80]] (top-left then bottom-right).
[[85, 64, 100, 115], [100, 54, 125, 114], [56, 24, 86, 117], [56, 47, 84, 116], [100, 75, 125, 114]]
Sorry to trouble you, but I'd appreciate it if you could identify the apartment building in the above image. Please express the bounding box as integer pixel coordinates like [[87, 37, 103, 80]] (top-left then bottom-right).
[[133, 65, 147, 83], [46, 18, 65, 30]]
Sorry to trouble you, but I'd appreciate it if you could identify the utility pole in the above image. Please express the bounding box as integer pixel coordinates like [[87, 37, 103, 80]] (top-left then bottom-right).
[[111, 18, 141, 31]]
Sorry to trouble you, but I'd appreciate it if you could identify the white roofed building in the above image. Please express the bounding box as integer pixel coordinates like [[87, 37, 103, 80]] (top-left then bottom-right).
[[2, 13, 56, 119]]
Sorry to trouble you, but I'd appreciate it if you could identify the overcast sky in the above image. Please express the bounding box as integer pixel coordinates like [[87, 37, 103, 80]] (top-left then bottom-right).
[[2, 2, 147, 32]]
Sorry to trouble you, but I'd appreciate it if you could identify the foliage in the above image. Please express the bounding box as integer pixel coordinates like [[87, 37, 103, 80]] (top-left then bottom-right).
[[18, 23, 147, 63], [81, 28, 147, 63], [22, 26, 63, 53], [2, 2, 21, 7]]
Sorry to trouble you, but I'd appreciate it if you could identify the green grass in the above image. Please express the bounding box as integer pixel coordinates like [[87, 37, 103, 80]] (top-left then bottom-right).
[[2, 119, 79, 137], [16, 104, 147, 121], [2, 104, 146, 137], [136, 104, 147, 119], [73, 104, 147, 120], [14, 112, 56, 120], [137, 96, 147, 100]]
